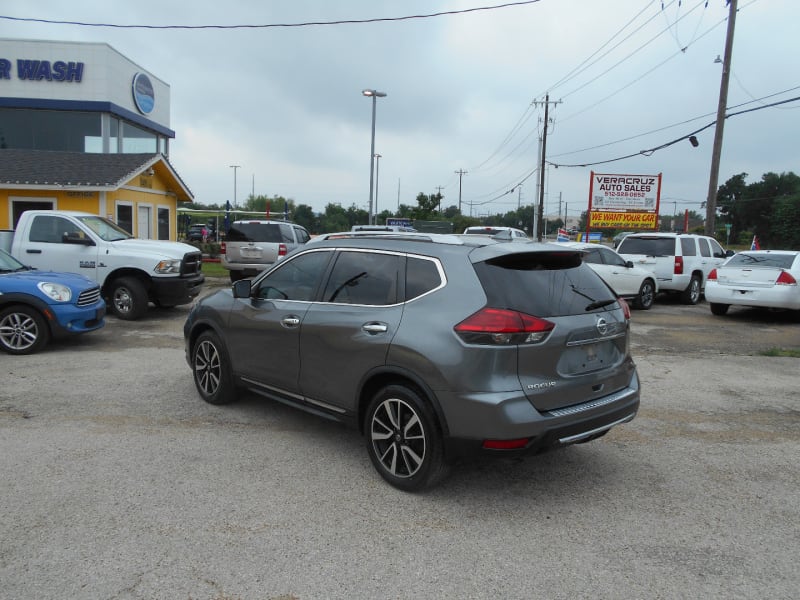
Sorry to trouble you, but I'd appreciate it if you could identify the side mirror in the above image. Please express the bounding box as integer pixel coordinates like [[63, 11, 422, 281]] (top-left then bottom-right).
[[725, 249, 735, 257], [62, 231, 94, 246], [625, 260, 634, 268], [232, 279, 251, 298]]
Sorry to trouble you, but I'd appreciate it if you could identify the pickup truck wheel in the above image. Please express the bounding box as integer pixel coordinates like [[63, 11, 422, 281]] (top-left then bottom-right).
[[680, 275, 701, 305], [0, 305, 50, 355], [109, 277, 148, 320], [192, 330, 237, 405], [634, 278, 656, 310]]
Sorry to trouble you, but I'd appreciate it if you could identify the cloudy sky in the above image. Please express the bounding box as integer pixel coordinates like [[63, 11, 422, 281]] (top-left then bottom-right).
[[2, 0, 797, 224]]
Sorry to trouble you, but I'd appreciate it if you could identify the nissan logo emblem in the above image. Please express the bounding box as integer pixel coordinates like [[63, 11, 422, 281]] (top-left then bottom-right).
[[596, 317, 608, 335]]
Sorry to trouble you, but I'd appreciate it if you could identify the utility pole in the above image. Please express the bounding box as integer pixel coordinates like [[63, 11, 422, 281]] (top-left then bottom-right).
[[534, 94, 561, 241], [705, 0, 738, 237], [435, 186, 444, 213], [454, 169, 467, 214]]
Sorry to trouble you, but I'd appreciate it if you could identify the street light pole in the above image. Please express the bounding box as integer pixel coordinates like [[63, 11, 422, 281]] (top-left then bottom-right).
[[363, 89, 386, 225], [374, 153, 382, 223], [229, 165, 241, 209]]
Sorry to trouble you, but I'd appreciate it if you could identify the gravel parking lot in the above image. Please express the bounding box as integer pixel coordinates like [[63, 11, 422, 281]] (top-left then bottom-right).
[[1, 282, 798, 599]]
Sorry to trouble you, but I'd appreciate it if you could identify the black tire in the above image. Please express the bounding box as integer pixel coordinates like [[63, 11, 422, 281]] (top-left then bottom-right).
[[680, 274, 702, 305], [634, 278, 656, 310], [365, 384, 449, 492], [710, 303, 730, 316], [109, 276, 149, 320], [191, 330, 237, 405], [0, 304, 50, 355]]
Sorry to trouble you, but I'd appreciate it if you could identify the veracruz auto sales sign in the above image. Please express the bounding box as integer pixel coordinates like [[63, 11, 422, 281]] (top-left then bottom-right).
[[587, 171, 662, 229]]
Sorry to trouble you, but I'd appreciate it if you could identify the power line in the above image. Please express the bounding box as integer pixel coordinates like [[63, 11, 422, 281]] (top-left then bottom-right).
[[546, 94, 800, 168], [0, 1, 543, 30]]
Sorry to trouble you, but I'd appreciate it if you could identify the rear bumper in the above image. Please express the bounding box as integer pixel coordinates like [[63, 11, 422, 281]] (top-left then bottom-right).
[[150, 273, 205, 306], [220, 256, 275, 276], [440, 371, 641, 459]]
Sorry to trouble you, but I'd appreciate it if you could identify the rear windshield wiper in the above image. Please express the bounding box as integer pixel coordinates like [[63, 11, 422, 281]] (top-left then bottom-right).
[[585, 299, 617, 311]]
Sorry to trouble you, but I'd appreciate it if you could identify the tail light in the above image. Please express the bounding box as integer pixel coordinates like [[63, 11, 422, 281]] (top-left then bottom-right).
[[454, 307, 554, 345], [278, 243, 288, 257], [674, 256, 684, 275], [220, 241, 227, 255], [776, 270, 797, 285], [618, 297, 631, 320], [708, 268, 718, 281]]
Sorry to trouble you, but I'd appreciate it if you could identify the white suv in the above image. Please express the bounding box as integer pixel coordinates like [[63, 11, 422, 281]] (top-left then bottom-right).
[[616, 233, 731, 304]]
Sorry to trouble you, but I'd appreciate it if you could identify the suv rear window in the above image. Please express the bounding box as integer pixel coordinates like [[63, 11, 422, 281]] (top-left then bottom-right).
[[226, 223, 291, 243], [473, 252, 617, 316], [617, 236, 675, 256]]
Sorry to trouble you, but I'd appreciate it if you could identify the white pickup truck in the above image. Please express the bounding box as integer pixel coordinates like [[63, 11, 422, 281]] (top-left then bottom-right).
[[1, 210, 205, 320]]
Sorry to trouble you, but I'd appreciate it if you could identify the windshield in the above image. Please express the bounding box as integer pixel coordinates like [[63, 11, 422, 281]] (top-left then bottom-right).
[[76, 216, 133, 241], [0, 248, 27, 271]]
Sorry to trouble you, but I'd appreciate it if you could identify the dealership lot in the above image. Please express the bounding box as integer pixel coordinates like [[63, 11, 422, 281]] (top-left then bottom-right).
[[1, 285, 798, 599]]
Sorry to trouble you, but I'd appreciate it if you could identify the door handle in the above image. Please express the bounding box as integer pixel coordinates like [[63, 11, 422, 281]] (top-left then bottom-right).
[[26, 249, 42, 254], [362, 322, 388, 334], [281, 316, 301, 327]]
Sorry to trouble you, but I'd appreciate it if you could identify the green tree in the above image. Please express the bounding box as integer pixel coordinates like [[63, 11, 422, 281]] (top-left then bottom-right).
[[319, 203, 349, 233], [293, 204, 317, 233]]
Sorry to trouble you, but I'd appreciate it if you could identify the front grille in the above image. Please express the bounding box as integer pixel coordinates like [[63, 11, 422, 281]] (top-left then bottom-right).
[[77, 286, 102, 307], [182, 252, 203, 276]]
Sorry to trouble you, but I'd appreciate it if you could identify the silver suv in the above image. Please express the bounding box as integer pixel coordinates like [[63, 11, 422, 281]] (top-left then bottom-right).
[[616, 233, 731, 304], [221, 220, 310, 282], [184, 233, 640, 491]]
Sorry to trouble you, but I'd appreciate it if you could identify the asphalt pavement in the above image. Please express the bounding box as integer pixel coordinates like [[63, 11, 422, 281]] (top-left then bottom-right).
[[0, 292, 798, 599]]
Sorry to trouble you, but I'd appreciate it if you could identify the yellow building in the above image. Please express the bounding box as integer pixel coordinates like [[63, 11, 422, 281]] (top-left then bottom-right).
[[1, 38, 193, 238]]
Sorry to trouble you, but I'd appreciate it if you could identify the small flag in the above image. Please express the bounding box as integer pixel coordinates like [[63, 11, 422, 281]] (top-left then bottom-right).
[[750, 235, 760, 251]]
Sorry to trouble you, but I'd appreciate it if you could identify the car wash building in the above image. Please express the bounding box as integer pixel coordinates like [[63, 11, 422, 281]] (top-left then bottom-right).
[[0, 38, 192, 239]]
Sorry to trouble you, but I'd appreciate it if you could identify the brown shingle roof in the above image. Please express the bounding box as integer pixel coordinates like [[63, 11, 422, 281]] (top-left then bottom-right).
[[0, 149, 193, 201]]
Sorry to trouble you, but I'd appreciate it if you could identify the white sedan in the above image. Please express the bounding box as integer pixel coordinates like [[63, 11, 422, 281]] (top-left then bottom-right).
[[558, 241, 658, 309], [705, 250, 800, 316]]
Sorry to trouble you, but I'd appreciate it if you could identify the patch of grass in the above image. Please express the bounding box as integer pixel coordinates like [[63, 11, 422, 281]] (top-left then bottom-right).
[[759, 348, 800, 358], [201, 261, 227, 277]]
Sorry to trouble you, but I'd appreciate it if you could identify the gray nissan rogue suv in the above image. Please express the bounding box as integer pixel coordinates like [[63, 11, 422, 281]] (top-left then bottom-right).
[[184, 232, 640, 491]]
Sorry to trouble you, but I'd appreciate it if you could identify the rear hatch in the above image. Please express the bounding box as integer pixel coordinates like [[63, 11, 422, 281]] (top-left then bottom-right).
[[616, 235, 676, 281], [470, 245, 634, 412], [224, 222, 284, 265]]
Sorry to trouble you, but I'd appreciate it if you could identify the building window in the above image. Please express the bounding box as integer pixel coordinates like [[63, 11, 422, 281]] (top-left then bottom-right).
[[0, 108, 100, 152], [157, 207, 170, 240], [116, 203, 133, 235], [121, 121, 157, 153], [109, 117, 119, 153]]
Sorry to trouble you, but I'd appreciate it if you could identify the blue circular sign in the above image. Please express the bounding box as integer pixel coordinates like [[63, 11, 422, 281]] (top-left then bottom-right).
[[132, 72, 155, 115]]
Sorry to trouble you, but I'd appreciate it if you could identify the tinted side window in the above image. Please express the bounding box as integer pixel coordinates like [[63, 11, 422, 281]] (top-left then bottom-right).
[[322, 251, 401, 306], [293, 226, 310, 244], [680, 238, 697, 256], [474, 252, 616, 317], [406, 256, 443, 300], [598, 247, 626, 266], [255, 250, 330, 301], [28, 215, 83, 243], [581, 248, 603, 265], [699, 238, 711, 257], [278, 224, 294, 243], [709, 239, 725, 258]]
